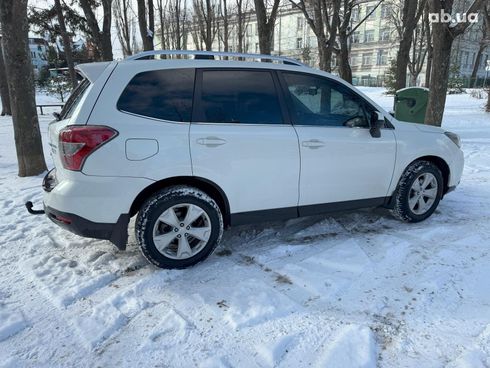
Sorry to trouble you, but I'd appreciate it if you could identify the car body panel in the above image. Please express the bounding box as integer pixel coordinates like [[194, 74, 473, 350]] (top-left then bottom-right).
[[42, 56, 464, 242]]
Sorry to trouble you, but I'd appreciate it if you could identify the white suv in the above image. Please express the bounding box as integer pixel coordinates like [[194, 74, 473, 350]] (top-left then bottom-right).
[[32, 51, 464, 269]]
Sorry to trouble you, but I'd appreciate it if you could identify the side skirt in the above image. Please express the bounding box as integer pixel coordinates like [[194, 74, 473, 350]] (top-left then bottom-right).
[[230, 197, 392, 226]]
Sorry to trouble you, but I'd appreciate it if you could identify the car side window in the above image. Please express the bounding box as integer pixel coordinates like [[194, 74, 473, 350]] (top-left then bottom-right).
[[282, 72, 369, 128], [117, 68, 195, 122], [196, 70, 283, 124]]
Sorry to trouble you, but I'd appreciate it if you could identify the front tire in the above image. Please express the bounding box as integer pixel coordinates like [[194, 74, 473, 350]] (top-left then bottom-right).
[[136, 186, 224, 269], [391, 160, 444, 223]]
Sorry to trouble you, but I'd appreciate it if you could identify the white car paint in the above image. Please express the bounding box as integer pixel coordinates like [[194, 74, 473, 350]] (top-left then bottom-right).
[[43, 56, 464, 231]]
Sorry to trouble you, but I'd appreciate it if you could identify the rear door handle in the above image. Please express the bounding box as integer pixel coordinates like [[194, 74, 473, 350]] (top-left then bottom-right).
[[196, 137, 227, 147], [302, 139, 325, 149]]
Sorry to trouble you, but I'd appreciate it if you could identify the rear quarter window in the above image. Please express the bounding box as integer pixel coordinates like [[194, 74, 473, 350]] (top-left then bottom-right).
[[60, 78, 91, 120], [117, 68, 195, 122]]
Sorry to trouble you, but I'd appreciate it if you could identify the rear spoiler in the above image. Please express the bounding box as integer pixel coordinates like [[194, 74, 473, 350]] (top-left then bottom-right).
[[75, 62, 112, 83]]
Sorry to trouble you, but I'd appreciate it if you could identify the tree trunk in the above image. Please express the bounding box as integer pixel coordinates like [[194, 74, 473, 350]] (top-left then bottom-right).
[[205, 0, 213, 50], [471, 6, 489, 87], [0, 0, 47, 176], [317, 36, 328, 71], [114, 0, 134, 56], [236, 0, 246, 53], [0, 40, 12, 116], [470, 46, 485, 87], [337, 33, 352, 83], [425, 0, 485, 126], [221, 0, 229, 52], [79, 0, 114, 60], [395, 37, 411, 90], [137, 0, 154, 51], [254, 0, 280, 55], [54, 0, 77, 89], [425, 27, 453, 126], [424, 8, 433, 87], [395, 0, 425, 91]]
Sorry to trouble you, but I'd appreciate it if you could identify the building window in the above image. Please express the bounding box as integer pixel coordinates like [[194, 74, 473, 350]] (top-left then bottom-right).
[[296, 37, 303, 49], [364, 30, 375, 43], [297, 17, 304, 32], [379, 28, 391, 42], [352, 31, 361, 43], [463, 51, 469, 68], [362, 53, 373, 65], [351, 54, 361, 66], [352, 7, 360, 22], [381, 4, 391, 19], [377, 50, 387, 65], [366, 5, 377, 19]]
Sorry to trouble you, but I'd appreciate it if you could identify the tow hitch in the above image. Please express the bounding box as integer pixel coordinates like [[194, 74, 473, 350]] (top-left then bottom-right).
[[25, 201, 45, 215]]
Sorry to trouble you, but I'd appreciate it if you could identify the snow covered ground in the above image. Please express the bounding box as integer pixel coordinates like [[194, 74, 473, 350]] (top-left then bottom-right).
[[0, 89, 489, 367]]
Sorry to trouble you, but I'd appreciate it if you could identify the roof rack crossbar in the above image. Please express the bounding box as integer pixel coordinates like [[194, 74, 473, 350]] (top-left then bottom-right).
[[125, 50, 306, 67]]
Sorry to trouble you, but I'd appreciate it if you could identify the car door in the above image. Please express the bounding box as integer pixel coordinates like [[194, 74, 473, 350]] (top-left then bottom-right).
[[190, 68, 300, 222], [279, 71, 396, 215]]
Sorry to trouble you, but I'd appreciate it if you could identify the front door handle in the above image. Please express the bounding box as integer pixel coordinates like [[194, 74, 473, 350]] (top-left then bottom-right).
[[302, 139, 325, 149], [196, 137, 227, 147]]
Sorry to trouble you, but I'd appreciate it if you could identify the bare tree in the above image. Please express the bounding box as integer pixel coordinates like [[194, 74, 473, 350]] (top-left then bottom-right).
[[336, 0, 384, 83], [424, 4, 433, 87], [0, 38, 11, 116], [235, 0, 251, 52], [79, 0, 114, 60], [114, 0, 136, 56], [193, 0, 217, 50], [388, 0, 426, 90], [54, 0, 77, 89], [218, 0, 232, 51], [254, 0, 280, 54], [425, 0, 485, 126], [470, 4, 489, 87], [407, 12, 429, 86], [290, 0, 341, 72], [0, 0, 47, 176], [137, 0, 155, 51], [158, 0, 188, 50]]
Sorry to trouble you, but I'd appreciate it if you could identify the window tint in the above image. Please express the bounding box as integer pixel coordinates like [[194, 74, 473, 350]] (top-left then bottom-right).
[[117, 68, 195, 122], [283, 72, 369, 128], [197, 70, 283, 124]]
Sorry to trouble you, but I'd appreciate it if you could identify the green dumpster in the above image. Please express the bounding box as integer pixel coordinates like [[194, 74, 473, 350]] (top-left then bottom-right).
[[394, 87, 429, 124]]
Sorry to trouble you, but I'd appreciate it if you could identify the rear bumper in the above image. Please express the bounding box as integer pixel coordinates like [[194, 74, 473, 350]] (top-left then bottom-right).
[[44, 205, 129, 250]]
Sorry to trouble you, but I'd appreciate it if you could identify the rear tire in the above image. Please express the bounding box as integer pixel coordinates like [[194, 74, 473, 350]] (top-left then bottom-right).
[[136, 186, 223, 269], [391, 160, 443, 223]]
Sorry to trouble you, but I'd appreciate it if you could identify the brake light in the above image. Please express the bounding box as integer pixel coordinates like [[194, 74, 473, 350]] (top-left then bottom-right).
[[59, 125, 117, 171]]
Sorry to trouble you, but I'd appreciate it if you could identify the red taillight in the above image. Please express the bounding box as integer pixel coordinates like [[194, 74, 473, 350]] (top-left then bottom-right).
[[59, 125, 117, 171]]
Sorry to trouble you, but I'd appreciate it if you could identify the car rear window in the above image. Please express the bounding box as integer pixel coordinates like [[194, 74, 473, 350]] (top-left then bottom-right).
[[117, 68, 195, 122], [60, 78, 91, 120]]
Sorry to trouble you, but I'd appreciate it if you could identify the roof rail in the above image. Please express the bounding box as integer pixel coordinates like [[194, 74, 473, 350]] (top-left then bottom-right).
[[125, 50, 306, 67]]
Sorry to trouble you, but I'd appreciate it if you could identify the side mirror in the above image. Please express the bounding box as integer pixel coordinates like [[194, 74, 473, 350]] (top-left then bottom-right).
[[53, 112, 61, 121], [369, 111, 384, 138]]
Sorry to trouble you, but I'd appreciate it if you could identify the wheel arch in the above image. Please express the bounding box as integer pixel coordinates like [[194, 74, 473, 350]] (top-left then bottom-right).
[[386, 155, 451, 209], [129, 176, 231, 226], [413, 155, 450, 194]]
